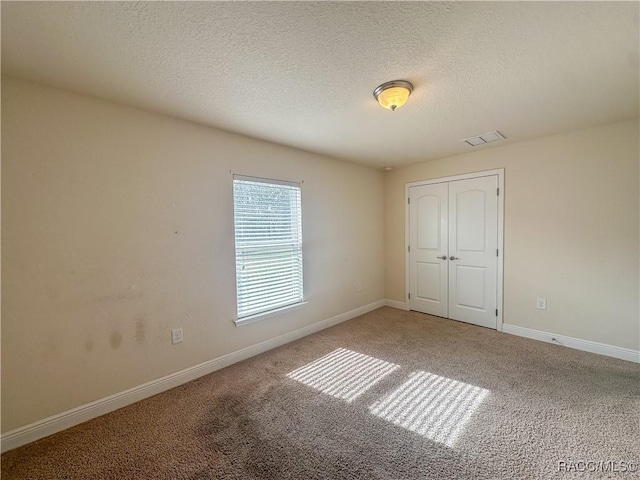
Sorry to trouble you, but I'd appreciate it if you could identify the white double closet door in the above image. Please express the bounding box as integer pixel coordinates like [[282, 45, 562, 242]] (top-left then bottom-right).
[[408, 174, 498, 329]]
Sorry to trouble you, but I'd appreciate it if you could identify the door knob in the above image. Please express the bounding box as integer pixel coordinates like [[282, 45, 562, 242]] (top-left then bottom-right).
[[449, 256, 460, 260], [436, 255, 447, 260]]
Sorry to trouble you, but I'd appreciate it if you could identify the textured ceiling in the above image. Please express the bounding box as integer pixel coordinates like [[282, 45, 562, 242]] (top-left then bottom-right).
[[2, 1, 639, 168]]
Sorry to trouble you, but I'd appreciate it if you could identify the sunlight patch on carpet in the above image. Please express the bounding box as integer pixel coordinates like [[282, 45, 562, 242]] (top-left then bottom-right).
[[368, 371, 489, 447], [287, 348, 399, 402]]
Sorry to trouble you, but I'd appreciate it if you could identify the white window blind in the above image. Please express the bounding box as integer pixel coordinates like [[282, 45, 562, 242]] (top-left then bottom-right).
[[233, 176, 303, 319]]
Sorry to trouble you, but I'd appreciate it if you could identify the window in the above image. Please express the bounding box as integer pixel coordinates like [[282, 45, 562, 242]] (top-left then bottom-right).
[[233, 175, 303, 322]]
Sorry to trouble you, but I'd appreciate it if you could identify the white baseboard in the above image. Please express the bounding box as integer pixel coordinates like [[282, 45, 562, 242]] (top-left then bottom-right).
[[0, 299, 386, 453], [502, 323, 640, 363], [385, 299, 408, 310]]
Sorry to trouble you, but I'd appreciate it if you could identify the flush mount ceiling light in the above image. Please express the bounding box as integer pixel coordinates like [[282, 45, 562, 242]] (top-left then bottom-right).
[[373, 80, 413, 111]]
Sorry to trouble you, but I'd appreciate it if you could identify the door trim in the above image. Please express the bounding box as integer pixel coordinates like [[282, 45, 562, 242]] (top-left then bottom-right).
[[405, 169, 505, 331]]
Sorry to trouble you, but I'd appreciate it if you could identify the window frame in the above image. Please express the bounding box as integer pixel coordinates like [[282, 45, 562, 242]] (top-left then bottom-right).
[[232, 174, 305, 326]]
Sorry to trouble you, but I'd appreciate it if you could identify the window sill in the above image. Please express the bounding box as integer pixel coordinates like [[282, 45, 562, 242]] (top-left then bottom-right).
[[234, 302, 308, 327]]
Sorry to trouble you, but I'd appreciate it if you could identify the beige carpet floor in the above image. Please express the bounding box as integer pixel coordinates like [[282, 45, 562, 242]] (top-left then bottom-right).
[[2, 307, 639, 479]]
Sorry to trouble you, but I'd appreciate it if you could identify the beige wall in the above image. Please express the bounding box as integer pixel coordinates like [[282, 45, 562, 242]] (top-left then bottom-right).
[[385, 119, 639, 351], [1, 77, 385, 432]]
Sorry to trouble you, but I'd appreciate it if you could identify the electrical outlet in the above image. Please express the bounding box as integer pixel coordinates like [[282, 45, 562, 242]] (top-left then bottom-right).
[[171, 328, 183, 344], [536, 298, 547, 310], [356, 282, 363, 292]]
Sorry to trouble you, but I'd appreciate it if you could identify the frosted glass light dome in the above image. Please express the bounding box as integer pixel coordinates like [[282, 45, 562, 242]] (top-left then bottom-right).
[[373, 80, 413, 111]]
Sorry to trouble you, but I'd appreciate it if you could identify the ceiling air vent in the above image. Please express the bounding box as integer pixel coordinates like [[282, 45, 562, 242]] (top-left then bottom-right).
[[461, 131, 505, 147]]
